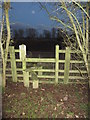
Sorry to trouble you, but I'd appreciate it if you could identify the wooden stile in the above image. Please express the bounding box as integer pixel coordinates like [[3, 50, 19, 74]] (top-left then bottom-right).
[[6, 45, 88, 86], [9, 46, 17, 82], [55, 45, 59, 84], [64, 47, 71, 84]]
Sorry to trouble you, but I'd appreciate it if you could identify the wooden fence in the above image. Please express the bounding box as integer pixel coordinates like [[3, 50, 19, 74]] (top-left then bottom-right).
[[6, 44, 88, 88]]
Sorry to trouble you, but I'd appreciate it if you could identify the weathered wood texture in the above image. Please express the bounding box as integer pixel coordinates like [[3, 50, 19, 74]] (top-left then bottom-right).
[[55, 45, 59, 84], [9, 46, 17, 82], [64, 47, 71, 84]]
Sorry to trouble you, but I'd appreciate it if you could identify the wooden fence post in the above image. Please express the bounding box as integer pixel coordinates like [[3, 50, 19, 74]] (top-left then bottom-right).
[[19, 44, 29, 87], [10, 46, 17, 82], [64, 47, 70, 84], [55, 45, 59, 84], [23, 71, 29, 87], [38, 66, 42, 76]]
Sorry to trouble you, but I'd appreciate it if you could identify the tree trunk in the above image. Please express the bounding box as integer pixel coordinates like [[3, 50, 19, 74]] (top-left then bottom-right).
[[2, 62, 6, 88]]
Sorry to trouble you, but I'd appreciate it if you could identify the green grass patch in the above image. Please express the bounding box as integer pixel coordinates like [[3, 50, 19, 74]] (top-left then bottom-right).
[[80, 103, 88, 111]]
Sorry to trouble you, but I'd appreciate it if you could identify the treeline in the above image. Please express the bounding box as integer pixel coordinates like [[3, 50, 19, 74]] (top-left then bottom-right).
[[12, 27, 69, 51], [13, 27, 66, 40]]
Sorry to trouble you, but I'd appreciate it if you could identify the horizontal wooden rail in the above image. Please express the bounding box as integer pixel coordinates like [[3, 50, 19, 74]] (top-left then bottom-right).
[[26, 69, 55, 72], [15, 49, 20, 52], [26, 58, 55, 63], [6, 68, 87, 74], [6, 68, 23, 71], [59, 50, 83, 54], [6, 73, 87, 80], [70, 60, 84, 63], [7, 59, 84, 64], [69, 76, 87, 79], [69, 70, 87, 73], [59, 50, 66, 53], [7, 59, 21, 62]]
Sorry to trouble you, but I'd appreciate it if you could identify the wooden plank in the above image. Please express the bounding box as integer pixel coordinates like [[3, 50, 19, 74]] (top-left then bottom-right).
[[64, 47, 70, 84], [26, 58, 55, 63], [6, 68, 87, 74], [7, 59, 84, 64], [55, 45, 59, 84], [69, 76, 87, 79], [59, 60, 83, 63], [31, 69, 55, 72], [7, 59, 21, 62], [59, 60, 65, 63], [33, 80, 39, 89], [70, 60, 84, 63], [9, 46, 17, 82], [19, 44, 27, 87], [6, 74, 23, 77], [59, 50, 82, 54], [15, 49, 20, 52], [59, 50, 66, 53], [19, 44, 26, 61], [69, 70, 87, 73], [6, 74, 64, 79], [23, 71, 29, 87]]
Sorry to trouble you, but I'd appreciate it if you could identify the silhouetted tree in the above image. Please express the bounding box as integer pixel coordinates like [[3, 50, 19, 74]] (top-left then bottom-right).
[[18, 29, 24, 38], [14, 29, 19, 39], [43, 30, 51, 39], [26, 28, 38, 39], [51, 27, 56, 38]]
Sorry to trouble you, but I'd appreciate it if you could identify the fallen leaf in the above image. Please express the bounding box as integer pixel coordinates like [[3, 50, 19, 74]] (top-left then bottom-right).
[[41, 97, 44, 102], [63, 95, 68, 101], [54, 107, 57, 110], [8, 95, 11, 97], [22, 112, 25, 115], [57, 104, 60, 107], [61, 111, 64, 115], [75, 115, 79, 118], [41, 89, 45, 91]]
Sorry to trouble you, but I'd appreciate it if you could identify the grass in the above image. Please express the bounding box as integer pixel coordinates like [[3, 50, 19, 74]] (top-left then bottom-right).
[[5, 109, 12, 113], [3, 82, 88, 118], [67, 111, 74, 116], [80, 103, 88, 111]]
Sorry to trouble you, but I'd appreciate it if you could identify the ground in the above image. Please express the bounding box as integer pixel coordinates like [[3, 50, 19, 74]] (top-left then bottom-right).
[[2, 80, 88, 119]]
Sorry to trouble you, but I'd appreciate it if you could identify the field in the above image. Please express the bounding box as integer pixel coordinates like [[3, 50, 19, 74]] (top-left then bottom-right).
[[2, 80, 88, 119]]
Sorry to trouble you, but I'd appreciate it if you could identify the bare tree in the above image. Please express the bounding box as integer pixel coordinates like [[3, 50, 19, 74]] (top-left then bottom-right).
[[40, 1, 90, 86], [0, 1, 11, 87]]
